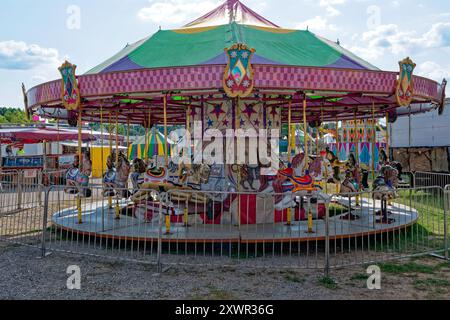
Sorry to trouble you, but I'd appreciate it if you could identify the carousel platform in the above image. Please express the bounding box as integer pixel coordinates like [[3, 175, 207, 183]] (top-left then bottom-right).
[[50, 197, 419, 243]]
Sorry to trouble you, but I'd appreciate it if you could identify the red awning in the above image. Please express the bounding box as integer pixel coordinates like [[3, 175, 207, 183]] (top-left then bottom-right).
[[0, 127, 96, 144]]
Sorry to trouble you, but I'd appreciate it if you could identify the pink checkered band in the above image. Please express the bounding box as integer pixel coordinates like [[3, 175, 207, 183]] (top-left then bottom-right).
[[27, 65, 442, 107]]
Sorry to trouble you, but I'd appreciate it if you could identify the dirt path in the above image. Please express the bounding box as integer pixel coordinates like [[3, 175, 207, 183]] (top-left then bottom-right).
[[0, 242, 448, 300]]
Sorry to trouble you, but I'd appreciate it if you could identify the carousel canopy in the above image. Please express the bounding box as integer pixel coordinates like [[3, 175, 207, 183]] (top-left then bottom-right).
[[86, 5, 377, 74], [26, 0, 445, 125], [0, 127, 96, 144]]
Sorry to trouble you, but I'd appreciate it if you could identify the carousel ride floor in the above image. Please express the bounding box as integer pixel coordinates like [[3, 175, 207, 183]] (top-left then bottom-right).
[[50, 196, 419, 243]]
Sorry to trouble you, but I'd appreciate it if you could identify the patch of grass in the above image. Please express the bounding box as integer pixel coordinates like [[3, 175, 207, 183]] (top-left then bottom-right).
[[284, 273, 305, 283], [350, 273, 368, 281], [413, 278, 450, 290], [318, 276, 338, 289], [207, 288, 235, 300], [378, 262, 436, 274], [328, 203, 347, 217]]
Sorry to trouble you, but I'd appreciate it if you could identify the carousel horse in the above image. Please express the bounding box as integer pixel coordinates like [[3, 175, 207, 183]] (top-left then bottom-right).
[[230, 164, 260, 191], [291, 152, 307, 176], [65, 151, 92, 198], [338, 153, 366, 220], [130, 158, 146, 193], [373, 164, 399, 224], [379, 148, 404, 184], [325, 147, 347, 185], [103, 150, 131, 198], [308, 151, 334, 187], [275, 167, 316, 193], [270, 166, 317, 211]]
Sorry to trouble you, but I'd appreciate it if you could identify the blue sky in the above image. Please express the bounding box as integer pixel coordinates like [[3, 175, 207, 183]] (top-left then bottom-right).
[[1, 0, 449, 108]]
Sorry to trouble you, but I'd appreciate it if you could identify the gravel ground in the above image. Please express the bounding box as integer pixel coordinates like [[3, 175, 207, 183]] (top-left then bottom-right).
[[0, 241, 448, 300]]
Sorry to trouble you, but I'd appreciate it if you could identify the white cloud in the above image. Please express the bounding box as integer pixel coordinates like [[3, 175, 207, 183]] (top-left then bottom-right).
[[295, 0, 345, 33], [137, 0, 220, 25], [319, 0, 347, 17], [296, 16, 337, 32], [416, 61, 449, 82], [350, 22, 450, 60], [0, 40, 62, 71]]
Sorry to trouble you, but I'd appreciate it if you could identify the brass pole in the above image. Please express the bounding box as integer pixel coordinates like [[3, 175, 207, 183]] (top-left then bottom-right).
[[126, 117, 130, 159], [287, 100, 292, 163], [287, 101, 292, 226], [115, 111, 120, 220], [163, 95, 169, 167], [77, 109, 83, 224], [235, 97, 241, 227], [335, 118, 339, 194], [100, 105, 104, 180], [372, 101, 376, 181], [163, 95, 170, 234], [385, 111, 390, 160], [303, 97, 309, 167], [108, 112, 113, 209]]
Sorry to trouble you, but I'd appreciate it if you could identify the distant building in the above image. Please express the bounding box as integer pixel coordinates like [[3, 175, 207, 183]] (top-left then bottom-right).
[[390, 98, 450, 172]]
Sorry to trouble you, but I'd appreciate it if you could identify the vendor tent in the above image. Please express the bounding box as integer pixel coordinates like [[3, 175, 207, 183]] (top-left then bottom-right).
[[128, 128, 172, 160], [0, 127, 95, 144]]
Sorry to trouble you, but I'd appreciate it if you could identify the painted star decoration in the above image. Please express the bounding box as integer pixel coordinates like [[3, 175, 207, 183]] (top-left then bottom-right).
[[210, 104, 225, 119], [243, 104, 257, 118], [269, 106, 278, 117]]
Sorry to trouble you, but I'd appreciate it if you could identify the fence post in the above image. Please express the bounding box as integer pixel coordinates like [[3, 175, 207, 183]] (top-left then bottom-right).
[[38, 170, 43, 206], [40, 186, 51, 258], [444, 188, 449, 260], [324, 197, 330, 277], [17, 171, 22, 210], [156, 191, 164, 273]]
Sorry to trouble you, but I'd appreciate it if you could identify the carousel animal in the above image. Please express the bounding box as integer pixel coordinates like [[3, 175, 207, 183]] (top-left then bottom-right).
[[379, 148, 404, 184], [325, 147, 346, 184], [373, 164, 399, 223], [270, 165, 317, 211], [130, 158, 146, 193], [65, 151, 92, 198], [308, 151, 334, 188], [103, 150, 131, 198], [291, 152, 307, 176], [338, 153, 366, 220]]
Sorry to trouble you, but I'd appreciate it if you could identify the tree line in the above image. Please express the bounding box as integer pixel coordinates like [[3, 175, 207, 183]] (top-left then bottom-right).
[[0, 108, 30, 124]]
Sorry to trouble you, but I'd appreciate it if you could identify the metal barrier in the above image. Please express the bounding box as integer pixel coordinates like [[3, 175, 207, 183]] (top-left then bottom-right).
[[0, 182, 45, 249], [443, 185, 450, 260], [1, 181, 449, 274], [326, 186, 448, 270], [414, 171, 450, 189], [42, 185, 160, 265]]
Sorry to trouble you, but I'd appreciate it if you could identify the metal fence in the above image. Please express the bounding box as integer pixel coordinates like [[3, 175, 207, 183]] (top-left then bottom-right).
[[413, 171, 450, 189], [0, 177, 448, 275]]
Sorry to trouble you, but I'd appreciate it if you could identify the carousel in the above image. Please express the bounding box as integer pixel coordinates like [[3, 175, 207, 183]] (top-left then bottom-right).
[[24, 0, 446, 243]]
